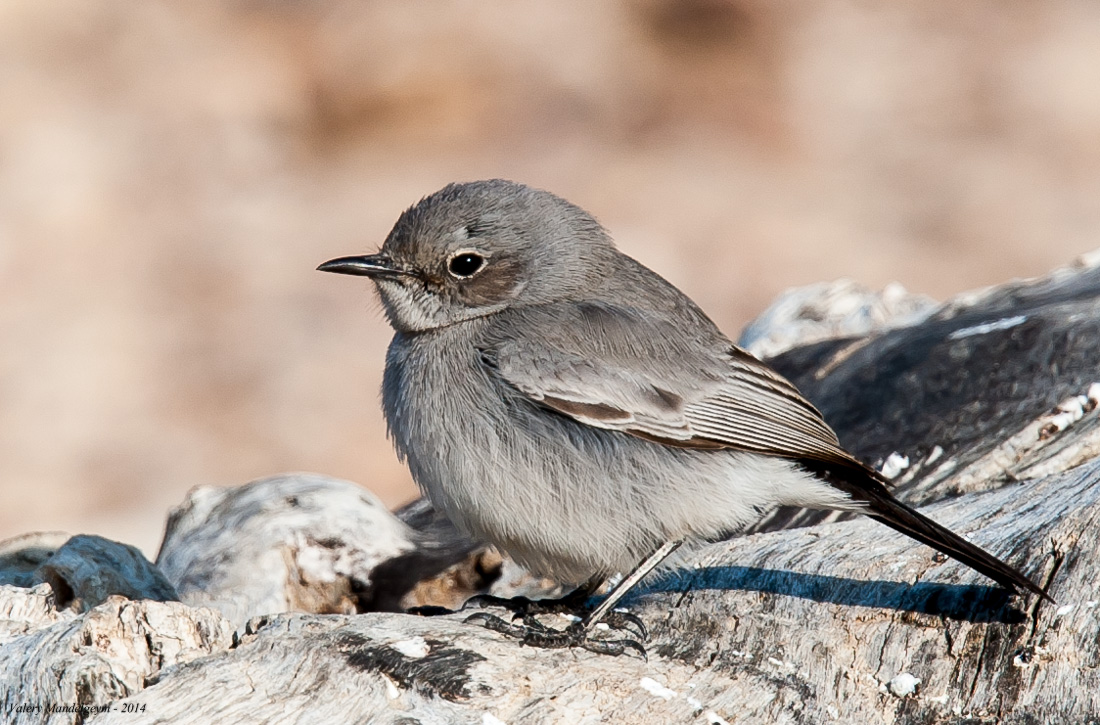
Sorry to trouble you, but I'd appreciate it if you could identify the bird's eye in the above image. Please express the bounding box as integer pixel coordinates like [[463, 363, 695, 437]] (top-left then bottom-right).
[[448, 252, 485, 278]]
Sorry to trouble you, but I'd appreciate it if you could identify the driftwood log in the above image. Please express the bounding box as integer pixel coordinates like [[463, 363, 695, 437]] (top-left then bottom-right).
[[2, 253, 1099, 724]]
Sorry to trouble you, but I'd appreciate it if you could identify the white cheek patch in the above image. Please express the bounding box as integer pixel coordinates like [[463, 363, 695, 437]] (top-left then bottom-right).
[[374, 268, 516, 332], [375, 279, 448, 333]]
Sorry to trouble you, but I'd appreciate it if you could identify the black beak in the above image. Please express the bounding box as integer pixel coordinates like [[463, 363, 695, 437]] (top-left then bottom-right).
[[317, 254, 415, 279]]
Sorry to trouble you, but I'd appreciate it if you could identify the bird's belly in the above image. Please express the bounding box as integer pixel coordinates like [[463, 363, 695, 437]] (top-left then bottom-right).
[[384, 335, 839, 583], [396, 400, 824, 583], [401, 408, 639, 582]]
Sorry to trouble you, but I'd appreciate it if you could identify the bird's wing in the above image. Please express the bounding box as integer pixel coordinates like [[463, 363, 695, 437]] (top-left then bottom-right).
[[483, 302, 1052, 601], [480, 302, 857, 468]]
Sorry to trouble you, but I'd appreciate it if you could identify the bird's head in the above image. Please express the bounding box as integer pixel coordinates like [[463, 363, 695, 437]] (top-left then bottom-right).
[[319, 179, 616, 332]]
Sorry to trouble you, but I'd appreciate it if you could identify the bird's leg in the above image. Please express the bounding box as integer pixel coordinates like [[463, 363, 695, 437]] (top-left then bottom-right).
[[580, 540, 682, 636], [464, 540, 682, 657]]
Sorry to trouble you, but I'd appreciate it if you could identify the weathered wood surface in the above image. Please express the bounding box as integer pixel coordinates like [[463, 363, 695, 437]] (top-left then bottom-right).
[[752, 253, 1100, 533], [102, 461, 1100, 724], [157, 473, 422, 626], [0, 587, 233, 723], [38, 535, 178, 612], [1, 253, 1098, 724], [738, 278, 937, 360]]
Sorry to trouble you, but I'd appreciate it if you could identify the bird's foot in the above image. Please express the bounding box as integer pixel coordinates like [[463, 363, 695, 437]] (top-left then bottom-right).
[[464, 611, 647, 658], [460, 591, 647, 640], [460, 585, 589, 616]]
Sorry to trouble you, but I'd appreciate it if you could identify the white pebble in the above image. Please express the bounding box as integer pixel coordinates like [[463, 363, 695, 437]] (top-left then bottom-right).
[[1056, 396, 1087, 418], [1046, 411, 1079, 433], [390, 637, 430, 659], [886, 673, 921, 697], [880, 452, 910, 479], [639, 676, 677, 701]]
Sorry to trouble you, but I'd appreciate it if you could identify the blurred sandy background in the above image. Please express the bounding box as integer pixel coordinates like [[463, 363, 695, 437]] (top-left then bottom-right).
[[2, 0, 1099, 556]]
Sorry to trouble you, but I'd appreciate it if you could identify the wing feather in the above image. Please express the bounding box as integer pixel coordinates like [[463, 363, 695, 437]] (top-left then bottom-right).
[[481, 302, 856, 467]]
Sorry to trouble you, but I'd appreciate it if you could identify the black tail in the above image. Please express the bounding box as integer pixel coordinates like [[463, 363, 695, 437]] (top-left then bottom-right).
[[800, 459, 1053, 602]]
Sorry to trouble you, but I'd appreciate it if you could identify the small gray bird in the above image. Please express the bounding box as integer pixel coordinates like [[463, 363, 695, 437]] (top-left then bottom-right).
[[319, 179, 1047, 652]]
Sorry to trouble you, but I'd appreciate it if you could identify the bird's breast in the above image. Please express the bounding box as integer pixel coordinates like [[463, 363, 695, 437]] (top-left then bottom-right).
[[382, 329, 518, 526]]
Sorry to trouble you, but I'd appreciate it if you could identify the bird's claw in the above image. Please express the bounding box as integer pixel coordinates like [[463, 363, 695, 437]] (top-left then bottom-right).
[[601, 610, 648, 640], [464, 612, 647, 659]]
